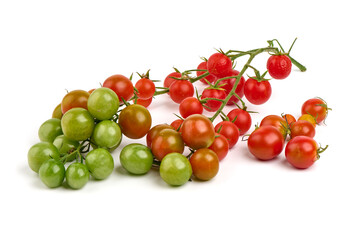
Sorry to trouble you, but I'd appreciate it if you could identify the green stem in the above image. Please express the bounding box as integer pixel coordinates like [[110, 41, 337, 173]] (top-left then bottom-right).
[[288, 55, 307, 72]]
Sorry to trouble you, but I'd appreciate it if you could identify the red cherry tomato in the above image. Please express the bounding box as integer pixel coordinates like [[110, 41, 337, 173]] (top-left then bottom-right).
[[180, 114, 215, 150], [282, 114, 296, 126], [61, 90, 90, 114], [190, 148, 219, 181], [267, 55, 292, 79], [227, 108, 252, 136], [135, 78, 155, 100], [133, 97, 152, 108], [201, 88, 226, 112], [169, 80, 194, 104], [207, 52, 233, 78], [151, 129, 184, 161], [247, 126, 285, 160], [196, 61, 217, 84], [301, 98, 330, 124], [290, 120, 316, 139], [170, 119, 184, 131], [208, 133, 229, 161], [244, 78, 272, 105], [103, 74, 134, 102], [219, 70, 245, 105], [164, 72, 182, 89], [179, 97, 203, 118], [146, 124, 174, 148], [260, 115, 288, 138], [214, 121, 240, 149]]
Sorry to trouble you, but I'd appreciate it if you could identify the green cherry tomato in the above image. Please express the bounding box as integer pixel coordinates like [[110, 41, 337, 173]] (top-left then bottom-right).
[[85, 148, 114, 180], [87, 87, 120, 120], [160, 153, 192, 186], [38, 118, 63, 142], [65, 162, 89, 189], [61, 108, 95, 141], [91, 120, 122, 149], [120, 143, 154, 175], [39, 159, 65, 188], [53, 135, 79, 162], [28, 142, 60, 173]]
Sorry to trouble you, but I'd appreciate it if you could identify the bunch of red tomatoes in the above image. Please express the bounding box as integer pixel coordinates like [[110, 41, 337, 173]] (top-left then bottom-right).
[[27, 39, 330, 189]]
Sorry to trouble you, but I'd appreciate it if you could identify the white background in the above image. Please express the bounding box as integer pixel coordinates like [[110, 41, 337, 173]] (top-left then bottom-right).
[[1, 0, 359, 239]]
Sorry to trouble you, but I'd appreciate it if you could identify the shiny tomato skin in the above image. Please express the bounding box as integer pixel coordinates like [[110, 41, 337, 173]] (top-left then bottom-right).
[[298, 114, 317, 127], [180, 114, 215, 150], [190, 148, 219, 181], [227, 108, 252, 136], [201, 88, 226, 112], [282, 114, 296, 126], [170, 119, 184, 131], [135, 78, 155, 100], [61, 90, 90, 114], [260, 115, 288, 138], [133, 97, 152, 108], [146, 124, 174, 148], [196, 61, 217, 84], [103, 74, 134, 102], [164, 72, 182, 89], [169, 80, 194, 104], [267, 55, 292, 79], [244, 78, 272, 105], [290, 120, 316, 139], [207, 53, 233, 78], [179, 97, 203, 118], [208, 133, 229, 161], [118, 104, 152, 139], [285, 136, 319, 169], [247, 126, 285, 160], [214, 121, 240, 149], [301, 98, 329, 124], [219, 70, 245, 105], [151, 129, 184, 161]]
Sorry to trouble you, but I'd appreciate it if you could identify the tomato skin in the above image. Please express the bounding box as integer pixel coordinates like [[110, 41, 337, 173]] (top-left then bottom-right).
[[120, 143, 153, 175], [298, 114, 317, 127], [103, 74, 134, 102], [260, 115, 288, 138], [267, 55, 292, 79], [207, 53, 233, 78], [201, 88, 226, 112], [214, 121, 240, 149], [285, 136, 319, 169], [61, 90, 90, 114], [133, 97, 152, 108], [85, 148, 114, 180], [52, 103, 63, 119], [301, 98, 329, 124], [91, 120, 122, 149], [61, 108, 95, 141], [170, 119, 184, 131], [164, 72, 182, 89], [290, 120, 316, 139], [160, 153, 192, 186], [146, 124, 174, 148], [180, 114, 215, 150], [179, 97, 203, 118], [28, 142, 61, 173], [196, 61, 217, 84], [247, 126, 285, 160], [87, 87, 119, 120], [282, 114, 296, 126], [118, 104, 152, 139], [227, 108, 252, 135], [190, 148, 219, 181], [135, 78, 155, 100], [151, 129, 184, 161], [244, 78, 272, 105], [169, 80, 194, 104], [38, 118, 63, 143], [208, 133, 229, 161], [219, 70, 245, 105]]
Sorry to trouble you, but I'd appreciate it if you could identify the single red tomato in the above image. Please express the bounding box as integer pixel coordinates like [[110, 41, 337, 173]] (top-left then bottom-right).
[[201, 88, 226, 112], [190, 148, 219, 181], [135, 78, 155, 100], [164, 72, 182, 89], [227, 108, 252, 135], [208, 133, 229, 161], [103, 74, 134, 101], [244, 78, 272, 105], [301, 98, 331, 124], [118, 104, 151, 139], [196, 61, 217, 84], [133, 97, 152, 108], [214, 121, 240, 149], [267, 54, 292, 79], [290, 120, 316, 139], [247, 126, 285, 160], [151, 129, 184, 161], [207, 52, 233, 78], [170, 119, 184, 131], [169, 80, 194, 104], [146, 124, 174, 148], [180, 114, 215, 150], [282, 114, 296, 126], [219, 69, 245, 105], [179, 97, 203, 118], [61, 90, 90, 114], [260, 115, 288, 138]]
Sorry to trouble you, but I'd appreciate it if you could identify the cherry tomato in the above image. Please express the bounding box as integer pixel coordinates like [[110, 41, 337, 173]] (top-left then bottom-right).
[[87, 87, 119, 120], [170, 119, 184, 131], [208, 133, 229, 161], [260, 115, 288, 138], [214, 121, 240, 149], [301, 98, 330, 124], [201, 88, 226, 112], [118, 104, 152, 139], [39, 159, 65, 188], [179, 97, 203, 118], [88, 88, 96, 94], [135, 78, 155, 100], [52, 103, 63, 119], [103, 74, 134, 102], [196, 61, 217, 84], [244, 78, 272, 105], [85, 148, 114, 180], [65, 162, 89, 189], [169, 79, 194, 104], [151, 129, 184, 161], [247, 126, 285, 160], [146, 124, 174, 148], [285, 136, 325, 169], [282, 114, 296, 126], [61, 90, 90, 114], [219, 69, 245, 105], [53, 135, 79, 162], [120, 143, 154, 175], [298, 114, 317, 127], [38, 118, 63, 143], [180, 114, 215, 150], [290, 120, 316, 139], [190, 148, 219, 181], [61, 108, 95, 141], [266, 54, 292, 79], [91, 120, 122, 150], [207, 52, 232, 78], [227, 108, 252, 135], [159, 153, 192, 186], [28, 142, 60, 173], [164, 72, 182, 89], [133, 97, 152, 108]]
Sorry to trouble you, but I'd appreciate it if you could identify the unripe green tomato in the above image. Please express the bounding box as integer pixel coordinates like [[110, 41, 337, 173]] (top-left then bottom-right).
[[85, 148, 114, 180], [65, 162, 89, 189], [160, 153, 192, 186], [120, 143, 154, 175], [87, 87, 120, 120], [53, 135, 79, 162], [38, 118, 63, 142], [28, 142, 60, 173], [39, 159, 65, 188], [91, 120, 122, 149], [61, 108, 95, 141]]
